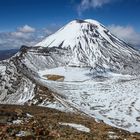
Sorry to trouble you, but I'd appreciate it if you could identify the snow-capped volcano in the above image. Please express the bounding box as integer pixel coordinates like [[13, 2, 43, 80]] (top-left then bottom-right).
[[36, 19, 140, 75], [1, 19, 140, 133]]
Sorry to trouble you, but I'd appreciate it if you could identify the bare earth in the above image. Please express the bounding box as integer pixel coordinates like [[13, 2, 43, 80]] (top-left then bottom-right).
[[0, 104, 140, 140]]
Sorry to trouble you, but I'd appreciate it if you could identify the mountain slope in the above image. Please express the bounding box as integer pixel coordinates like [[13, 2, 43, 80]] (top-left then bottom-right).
[[36, 19, 140, 75], [1, 19, 140, 133]]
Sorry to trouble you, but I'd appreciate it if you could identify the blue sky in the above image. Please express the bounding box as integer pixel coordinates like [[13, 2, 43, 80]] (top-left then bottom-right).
[[0, 0, 140, 50]]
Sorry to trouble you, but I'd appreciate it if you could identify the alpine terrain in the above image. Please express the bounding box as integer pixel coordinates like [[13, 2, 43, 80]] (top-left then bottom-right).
[[1, 19, 140, 134]]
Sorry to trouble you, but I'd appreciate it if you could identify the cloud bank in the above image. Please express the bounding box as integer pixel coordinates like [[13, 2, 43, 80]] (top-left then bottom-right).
[[18, 25, 36, 33], [0, 25, 56, 50], [108, 25, 140, 46]]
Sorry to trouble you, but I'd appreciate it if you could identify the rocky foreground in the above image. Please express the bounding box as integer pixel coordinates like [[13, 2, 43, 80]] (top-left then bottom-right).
[[0, 104, 140, 140]]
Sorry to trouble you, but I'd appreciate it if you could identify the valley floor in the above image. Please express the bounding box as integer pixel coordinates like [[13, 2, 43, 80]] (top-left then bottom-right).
[[0, 104, 140, 140]]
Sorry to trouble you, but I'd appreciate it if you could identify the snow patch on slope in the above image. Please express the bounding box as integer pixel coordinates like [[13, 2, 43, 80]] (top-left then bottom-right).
[[39, 73, 140, 133], [59, 122, 90, 132]]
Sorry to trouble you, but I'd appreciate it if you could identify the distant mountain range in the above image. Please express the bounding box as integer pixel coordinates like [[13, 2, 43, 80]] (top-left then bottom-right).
[[0, 49, 18, 60]]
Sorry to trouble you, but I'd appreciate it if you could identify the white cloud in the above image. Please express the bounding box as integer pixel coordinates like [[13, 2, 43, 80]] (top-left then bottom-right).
[[78, 0, 113, 15], [0, 31, 37, 50], [108, 25, 140, 46], [18, 25, 35, 33], [10, 25, 36, 39], [45, 29, 53, 35], [0, 25, 57, 50], [11, 32, 28, 38]]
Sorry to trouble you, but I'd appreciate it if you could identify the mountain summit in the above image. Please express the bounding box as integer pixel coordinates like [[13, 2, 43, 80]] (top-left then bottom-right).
[[36, 19, 140, 75]]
